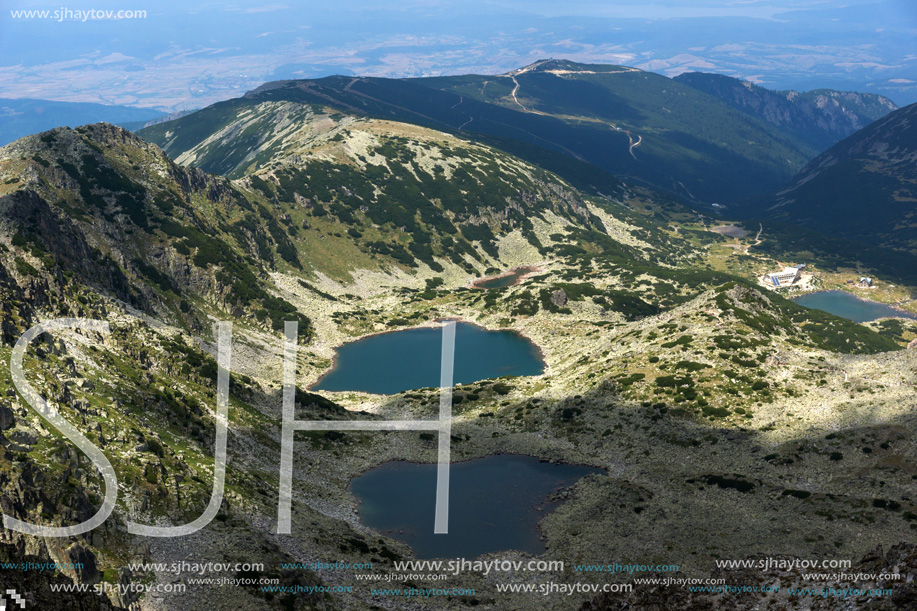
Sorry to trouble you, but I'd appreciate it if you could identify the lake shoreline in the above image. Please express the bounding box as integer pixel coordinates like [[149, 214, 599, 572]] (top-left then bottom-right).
[[307, 316, 548, 394], [791, 289, 917, 322], [347, 450, 609, 480], [347, 452, 607, 559]]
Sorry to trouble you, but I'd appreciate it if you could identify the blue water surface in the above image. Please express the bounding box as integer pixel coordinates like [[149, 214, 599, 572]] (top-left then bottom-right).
[[313, 322, 545, 394], [350, 454, 603, 559], [792, 290, 917, 323]]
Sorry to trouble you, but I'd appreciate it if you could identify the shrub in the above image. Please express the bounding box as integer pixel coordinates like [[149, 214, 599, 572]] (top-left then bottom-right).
[[661, 335, 693, 348], [702, 474, 755, 493], [675, 360, 709, 372], [14, 257, 38, 276], [492, 382, 513, 395], [702, 406, 729, 418]]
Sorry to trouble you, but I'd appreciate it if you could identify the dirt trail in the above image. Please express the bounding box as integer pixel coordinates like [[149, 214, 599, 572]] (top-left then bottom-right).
[[507, 65, 643, 160], [510, 75, 527, 112], [628, 133, 642, 159]]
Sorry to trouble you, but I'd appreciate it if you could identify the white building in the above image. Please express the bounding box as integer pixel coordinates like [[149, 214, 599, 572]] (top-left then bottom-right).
[[766, 265, 803, 287]]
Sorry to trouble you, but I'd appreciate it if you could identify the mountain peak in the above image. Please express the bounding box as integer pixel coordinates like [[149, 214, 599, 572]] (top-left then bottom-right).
[[504, 58, 639, 76]]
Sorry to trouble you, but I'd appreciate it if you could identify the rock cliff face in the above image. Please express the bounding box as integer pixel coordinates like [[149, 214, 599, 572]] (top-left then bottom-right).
[[0, 541, 123, 610], [675, 72, 897, 153]]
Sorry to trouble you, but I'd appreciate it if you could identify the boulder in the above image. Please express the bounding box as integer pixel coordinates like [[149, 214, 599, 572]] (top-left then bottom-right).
[[0, 402, 15, 430], [8, 429, 37, 446]]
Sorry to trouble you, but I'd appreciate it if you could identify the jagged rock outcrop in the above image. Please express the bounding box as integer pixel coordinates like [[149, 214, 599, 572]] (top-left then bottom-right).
[[674, 72, 897, 153]]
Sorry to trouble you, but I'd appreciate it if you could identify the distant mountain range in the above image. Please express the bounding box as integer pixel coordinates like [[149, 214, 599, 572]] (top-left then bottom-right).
[[673, 72, 897, 153], [4, 1, 915, 110], [119, 109, 198, 133], [0, 98, 164, 147], [762, 102, 917, 255], [141, 59, 896, 208]]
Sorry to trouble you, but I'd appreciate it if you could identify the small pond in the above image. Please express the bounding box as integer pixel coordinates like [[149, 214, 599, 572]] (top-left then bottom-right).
[[473, 267, 534, 289]]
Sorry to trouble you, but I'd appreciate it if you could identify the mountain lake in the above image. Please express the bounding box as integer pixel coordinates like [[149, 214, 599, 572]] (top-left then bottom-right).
[[350, 454, 604, 558], [792, 290, 917, 323], [311, 321, 545, 394]]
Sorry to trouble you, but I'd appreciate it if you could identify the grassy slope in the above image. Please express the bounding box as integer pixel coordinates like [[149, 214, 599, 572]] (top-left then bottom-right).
[[763, 103, 917, 255], [142, 62, 814, 206], [0, 117, 914, 609]]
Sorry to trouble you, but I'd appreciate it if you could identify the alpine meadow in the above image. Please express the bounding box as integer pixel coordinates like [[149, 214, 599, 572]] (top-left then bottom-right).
[[1, 2, 916, 610]]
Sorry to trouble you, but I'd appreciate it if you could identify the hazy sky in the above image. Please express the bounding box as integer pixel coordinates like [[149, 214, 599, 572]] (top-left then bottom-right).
[[1, 0, 915, 109]]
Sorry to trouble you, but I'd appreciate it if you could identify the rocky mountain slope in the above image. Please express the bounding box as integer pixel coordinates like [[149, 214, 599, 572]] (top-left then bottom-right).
[[141, 58, 822, 206], [0, 115, 915, 609], [0, 123, 314, 336], [140, 102, 643, 279], [674, 72, 897, 153]]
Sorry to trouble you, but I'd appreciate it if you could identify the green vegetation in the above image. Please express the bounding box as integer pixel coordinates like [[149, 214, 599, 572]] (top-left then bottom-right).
[[760, 104, 917, 256], [3, 77, 916, 611]]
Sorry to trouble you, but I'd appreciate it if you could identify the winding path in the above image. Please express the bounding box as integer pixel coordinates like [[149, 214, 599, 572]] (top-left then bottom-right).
[[510, 75, 527, 112], [628, 133, 642, 159], [505, 65, 643, 160]]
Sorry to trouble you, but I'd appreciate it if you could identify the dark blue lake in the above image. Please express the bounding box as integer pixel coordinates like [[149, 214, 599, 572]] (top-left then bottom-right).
[[350, 454, 603, 559], [312, 321, 545, 394], [792, 290, 917, 323]]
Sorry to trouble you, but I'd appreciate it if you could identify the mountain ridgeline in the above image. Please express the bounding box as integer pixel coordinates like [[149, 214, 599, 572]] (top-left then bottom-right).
[[139, 103, 642, 275], [762, 102, 917, 255], [133, 58, 916, 285], [141, 59, 895, 208], [673, 72, 897, 153]]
